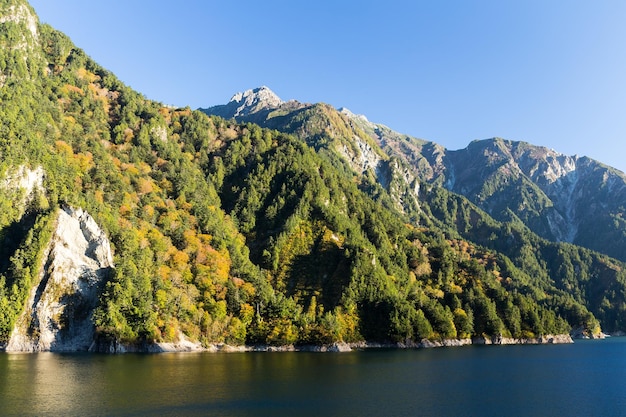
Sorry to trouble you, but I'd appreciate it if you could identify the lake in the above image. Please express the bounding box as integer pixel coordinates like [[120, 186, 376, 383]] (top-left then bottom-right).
[[1, 338, 625, 417]]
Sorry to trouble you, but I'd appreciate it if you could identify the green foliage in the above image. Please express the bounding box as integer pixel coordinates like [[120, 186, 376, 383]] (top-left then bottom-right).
[[423, 185, 620, 336], [0, 211, 55, 343]]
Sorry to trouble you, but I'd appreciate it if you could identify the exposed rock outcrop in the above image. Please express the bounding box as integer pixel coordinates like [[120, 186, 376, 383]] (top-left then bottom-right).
[[6, 206, 113, 352], [471, 334, 573, 345], [406, 138, 626, 261], [228, 86, 283, 117], [570, 326, 606, 340], [1, 165, 45, 213], [0, 2, 38, 45], [92, 331, 206, 353], [338, 135, 381, 175], [203, 86, 284, 120], [355, 335, 572, 349], [339, 108, 421, 217]]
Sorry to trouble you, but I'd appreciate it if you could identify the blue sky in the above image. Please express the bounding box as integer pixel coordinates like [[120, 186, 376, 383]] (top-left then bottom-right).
[[29, 1, 626, 173]]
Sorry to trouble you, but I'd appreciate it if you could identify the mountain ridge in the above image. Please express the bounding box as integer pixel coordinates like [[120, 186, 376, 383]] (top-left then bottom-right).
[[201, 87, 626, 262], [201, 86, 626, 335]]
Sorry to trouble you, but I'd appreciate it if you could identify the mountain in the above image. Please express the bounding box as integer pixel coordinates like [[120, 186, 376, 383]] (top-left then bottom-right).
[[201, 88, 423, 222], [202, 86, 626, 335], [205, 86, 288, 121], [378, 136, 626, 261], [340, 107, 626, 262], [1, 2, 625, 352], [202, 87, 626, 263]]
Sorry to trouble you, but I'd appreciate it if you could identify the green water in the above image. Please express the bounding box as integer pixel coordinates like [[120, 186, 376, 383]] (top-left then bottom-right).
[[1, 339, 625, 416]]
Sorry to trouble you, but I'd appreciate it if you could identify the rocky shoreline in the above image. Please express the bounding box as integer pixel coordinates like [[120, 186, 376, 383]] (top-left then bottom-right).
[[17, 331, 626, 354], [83, 333, 577, 354]]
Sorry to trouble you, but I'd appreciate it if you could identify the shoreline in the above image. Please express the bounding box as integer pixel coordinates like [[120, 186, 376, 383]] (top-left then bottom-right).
[[84, 333, 575, 354], [8, 333, 624, 353]]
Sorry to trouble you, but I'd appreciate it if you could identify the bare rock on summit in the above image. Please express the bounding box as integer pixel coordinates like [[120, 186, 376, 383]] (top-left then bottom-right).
[[229, 86, 283, 117], [202, 86, 285, 120]]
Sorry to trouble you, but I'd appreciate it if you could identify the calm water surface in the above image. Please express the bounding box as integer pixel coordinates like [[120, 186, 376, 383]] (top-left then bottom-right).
[[1, 338, 625, 417]]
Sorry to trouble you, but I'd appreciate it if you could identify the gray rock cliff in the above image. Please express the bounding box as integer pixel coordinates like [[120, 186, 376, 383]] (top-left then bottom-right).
[[6, 206, 113, 352]]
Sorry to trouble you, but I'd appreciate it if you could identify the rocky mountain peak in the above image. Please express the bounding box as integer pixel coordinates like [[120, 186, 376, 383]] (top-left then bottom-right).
[[228, 86, 283, 117], [339, 107, 370, 124]]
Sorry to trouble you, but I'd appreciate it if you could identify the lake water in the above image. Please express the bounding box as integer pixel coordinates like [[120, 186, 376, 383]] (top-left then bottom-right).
[[1, 338, 625, 417]]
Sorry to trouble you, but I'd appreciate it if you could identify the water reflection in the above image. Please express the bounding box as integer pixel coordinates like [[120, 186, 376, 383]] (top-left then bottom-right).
[[1, 353, 102, 415], [1, 341, 625, 417]]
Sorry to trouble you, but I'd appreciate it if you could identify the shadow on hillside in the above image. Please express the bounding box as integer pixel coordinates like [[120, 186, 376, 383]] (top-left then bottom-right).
[[0, 211, 38, 275]]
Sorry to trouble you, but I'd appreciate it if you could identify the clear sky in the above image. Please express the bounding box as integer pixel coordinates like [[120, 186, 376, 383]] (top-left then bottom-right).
[[28, 0, 626, 173]]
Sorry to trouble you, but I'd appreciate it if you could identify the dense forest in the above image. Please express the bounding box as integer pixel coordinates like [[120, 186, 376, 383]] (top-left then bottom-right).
[[1, 1, 624, 350]]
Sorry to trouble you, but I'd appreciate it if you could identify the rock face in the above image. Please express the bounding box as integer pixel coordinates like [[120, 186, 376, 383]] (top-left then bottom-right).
[[383, 136, 626, 262], [441, 139, 626, 260], [202, 86, 285, 121], [471, 334, 573, 345], [202, 88, 626, 260], [6, 206, 113, 352], [338, 134, 381, 175], [1, 165, 45, 212], [339, 108, 421, 218], [203, 92, 423, 219], [228, 86, 283, 117], [0, 2, 38, 45]]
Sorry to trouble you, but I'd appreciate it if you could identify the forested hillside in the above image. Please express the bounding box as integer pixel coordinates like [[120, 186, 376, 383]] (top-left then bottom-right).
[[203, 87, 626, 338], [0, 1, 624, 351]]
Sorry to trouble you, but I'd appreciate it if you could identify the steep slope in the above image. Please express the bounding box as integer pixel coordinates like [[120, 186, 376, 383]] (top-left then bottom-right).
[[202, 88, 386, 174], [202, 88, 626, 336], [205, 86, 288, 122], [204, 87, 626, 255], [0, 1, 265, 349], [411, 138, 626, 262], [338, 106, 626, 262], [7, 206, 113, 352], [201, 87, 422, 222], [197, 122, 581, 342], [1, 3, 563, 349], [339, 110, 626, 334]]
